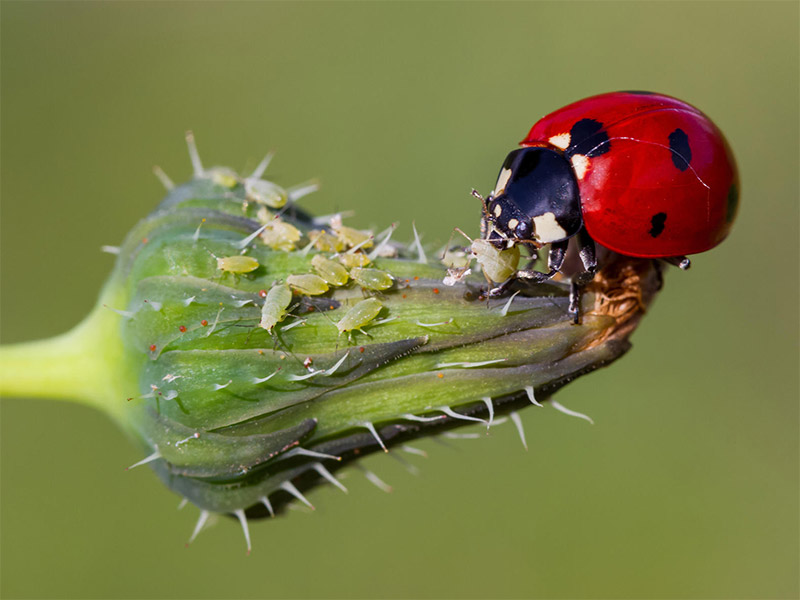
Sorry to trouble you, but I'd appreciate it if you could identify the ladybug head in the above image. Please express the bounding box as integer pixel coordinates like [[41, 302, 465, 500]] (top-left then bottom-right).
[[482, 147, 583, 248]]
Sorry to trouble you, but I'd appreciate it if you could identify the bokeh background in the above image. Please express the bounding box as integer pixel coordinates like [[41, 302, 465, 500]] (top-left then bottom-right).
[[1, 2, 797, 598]]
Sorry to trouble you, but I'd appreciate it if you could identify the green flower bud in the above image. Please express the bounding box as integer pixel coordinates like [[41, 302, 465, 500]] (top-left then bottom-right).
[[0, 134, 662, 552]]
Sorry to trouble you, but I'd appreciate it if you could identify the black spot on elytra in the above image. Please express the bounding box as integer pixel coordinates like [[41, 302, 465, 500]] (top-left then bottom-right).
[[567, 119, 611, 157], [649, 212, 667, 237], [668, 128, 692, 171], [726, 182, 739, 223]]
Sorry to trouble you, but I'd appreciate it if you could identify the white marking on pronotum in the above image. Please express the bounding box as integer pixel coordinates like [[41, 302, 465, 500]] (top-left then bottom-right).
[[235, 223, 269, 250], [213, 380, 232, 391], [401, 444, 428, 458], [436, 359, 506, 369], [355, 464, 393, 493], [571, 154, 590, 180], [494, 167, 512, 196], [411, 222, 427, 264], [548, 132, 571, 150], [440, 406, 487, 424], [280, 447, 341, 462], [415, 319, 453, 328], [280, 481, 315, 510], [500, 290, 521, 317], [103, 305, 135, 319], [126, 450, 161, 471], [188, 509, 210, 544], [259, 496, 275, 518], [183, 296, 197, 307], [152, 165, 175, 190], [252, 371, 279, 384], [367, 223, 398, 260], [177, 498, 189, 510], [509, 410, 528, 450], [233, 509, 251, 554], [403, 413, 445, 423], [175, 432, 200, 447], [100, 245, 120, 255], [532, 212, 568, 243], [525, 385, 543, 407], [250, 151, 275, 180], [313, 462, 348, 494], [185, 131, 204, 177], [390, 451, 420, 476], [481, 397, 495, 429], [362, 421, 388, 452], [550, 400, 594, 424], [287, 180, 320, 202]]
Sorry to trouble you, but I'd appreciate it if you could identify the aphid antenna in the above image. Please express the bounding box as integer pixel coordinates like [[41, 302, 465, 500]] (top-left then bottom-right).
[[152, 165, 175, 190], [249, 150, 276, 180], [185, 130, 204, 178]]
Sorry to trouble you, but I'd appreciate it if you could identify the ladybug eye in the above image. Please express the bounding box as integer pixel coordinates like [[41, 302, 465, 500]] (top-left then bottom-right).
[[514, 220, 532, 240]]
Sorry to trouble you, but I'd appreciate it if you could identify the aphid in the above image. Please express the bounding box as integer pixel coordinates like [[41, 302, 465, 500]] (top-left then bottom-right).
[[336, 298, 383, 334], [330, 215, 373, 250], [259, 283, 292, 332], [311, 254, 350, 286], [216, 255, 260, 274], [287, 274, 330, 296], [244, 178, 288, 209], [338, 252, 371, 269], [209, 167, 239, 189], [349, 267, 394, 291], [308, 230, 345, 253], [470, 238, 520, 284], [257, 212, 302, 252]]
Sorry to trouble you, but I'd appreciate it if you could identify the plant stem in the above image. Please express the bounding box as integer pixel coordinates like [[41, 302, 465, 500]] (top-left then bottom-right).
[[0, 295, 137, 426]]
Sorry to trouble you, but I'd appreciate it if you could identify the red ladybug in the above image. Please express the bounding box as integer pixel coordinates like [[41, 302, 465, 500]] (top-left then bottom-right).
[[479, 91, 738, 318]]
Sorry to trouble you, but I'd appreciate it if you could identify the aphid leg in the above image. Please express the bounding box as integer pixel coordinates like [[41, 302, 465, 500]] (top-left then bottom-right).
[[568, 229, 598, 323]]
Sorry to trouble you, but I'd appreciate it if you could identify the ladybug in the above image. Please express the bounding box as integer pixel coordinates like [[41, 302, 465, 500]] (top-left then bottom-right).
[[479, 91, 738, 319]]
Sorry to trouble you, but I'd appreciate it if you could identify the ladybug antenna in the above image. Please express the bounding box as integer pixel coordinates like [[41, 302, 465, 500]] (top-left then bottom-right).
[[471, 189, 491, 219]]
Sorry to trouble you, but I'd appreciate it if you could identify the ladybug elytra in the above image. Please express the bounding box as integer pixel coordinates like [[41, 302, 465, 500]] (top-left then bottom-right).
[[479, 91, 739, 319]]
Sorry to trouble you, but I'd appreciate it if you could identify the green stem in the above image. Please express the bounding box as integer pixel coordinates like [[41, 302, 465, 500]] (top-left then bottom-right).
[[0, 291, 137, 426]]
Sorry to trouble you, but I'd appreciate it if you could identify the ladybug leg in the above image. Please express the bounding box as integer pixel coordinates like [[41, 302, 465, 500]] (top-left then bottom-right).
[[662, 255, 691, 270], [515, 240, 568, 283], [568, 229, 598, 323]]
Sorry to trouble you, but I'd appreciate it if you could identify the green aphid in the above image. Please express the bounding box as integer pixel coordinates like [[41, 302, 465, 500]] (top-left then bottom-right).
[[336, 298, 383, 333], [286, 274, 330, 296], [350, 267, 394, 291], [245, 179, 288, 209], [259, 283, 292, 332], [471, 239, 520, 284], [216, 255, 260, 274], [311, 254, 350, 286], [338, 252, 371, 268]]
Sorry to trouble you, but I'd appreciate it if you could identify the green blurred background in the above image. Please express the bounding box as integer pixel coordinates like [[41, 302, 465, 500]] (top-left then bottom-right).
[[1, 2, 797, 598]]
